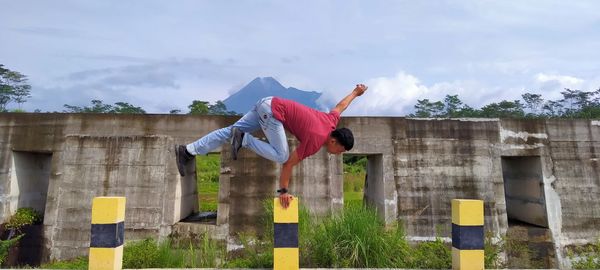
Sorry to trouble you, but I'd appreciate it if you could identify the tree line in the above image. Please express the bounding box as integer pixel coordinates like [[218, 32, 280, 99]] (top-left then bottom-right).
[[410, 89, 600, 119], [2, 64, 599, 118], [0, 64, 237, 115]]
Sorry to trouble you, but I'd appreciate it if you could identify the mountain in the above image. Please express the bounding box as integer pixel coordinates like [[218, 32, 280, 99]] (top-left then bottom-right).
[[223, 77, 322, 114]]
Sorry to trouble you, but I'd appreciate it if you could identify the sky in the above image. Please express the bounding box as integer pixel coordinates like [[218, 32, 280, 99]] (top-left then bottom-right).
[[1, 0, 600, 115]]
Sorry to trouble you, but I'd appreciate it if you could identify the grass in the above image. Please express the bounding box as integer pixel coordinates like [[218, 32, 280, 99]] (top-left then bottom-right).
[[568, 239, 600, 269], [40, 200, 517, 269], [198, 181, 219, 212], [42, 237, 224, 269], [196, 153, 221, 212]]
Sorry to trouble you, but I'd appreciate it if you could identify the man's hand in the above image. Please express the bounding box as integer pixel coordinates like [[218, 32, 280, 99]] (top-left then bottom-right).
[[332, 84, 369, 114], [279, 192, 294, 209], [353, 84, 368, 96]]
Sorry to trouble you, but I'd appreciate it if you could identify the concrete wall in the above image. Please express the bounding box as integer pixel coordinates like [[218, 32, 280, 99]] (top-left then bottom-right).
[[0, 113, 599, 268]]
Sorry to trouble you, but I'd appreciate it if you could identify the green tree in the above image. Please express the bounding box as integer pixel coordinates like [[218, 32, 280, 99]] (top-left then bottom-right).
[[63, 100, 146, 114], [208, 100, 238, 115], [522, 93, 544, 117], [188, 100, 210, 115], [0, 64, 32, 111], [112, 102, 146, 114], [188, 100, 238, 115], [443, 95, 463, 117], [411, 99, 444, 117], [558, 88, 600, 118], [63, 99, 113, 113], [480, 100, 525, 118]]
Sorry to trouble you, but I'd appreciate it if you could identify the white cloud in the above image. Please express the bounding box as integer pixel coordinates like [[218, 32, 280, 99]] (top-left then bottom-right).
[[532, 73, 586, 101], [535, 73, 583, 86], [319, 71, 496, 116]]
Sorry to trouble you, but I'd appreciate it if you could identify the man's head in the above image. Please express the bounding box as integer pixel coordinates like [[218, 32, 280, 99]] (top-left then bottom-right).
[[326, 128, 354, 154]]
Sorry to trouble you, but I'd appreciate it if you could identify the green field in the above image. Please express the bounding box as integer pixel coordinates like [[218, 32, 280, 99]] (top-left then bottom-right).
[[196, 154, 366, 211], [196, 154, 221, 212]]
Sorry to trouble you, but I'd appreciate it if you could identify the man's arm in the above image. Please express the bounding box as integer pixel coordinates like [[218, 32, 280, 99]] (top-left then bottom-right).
[[332, 84, 368, 114], [279, 149, 301, 208]]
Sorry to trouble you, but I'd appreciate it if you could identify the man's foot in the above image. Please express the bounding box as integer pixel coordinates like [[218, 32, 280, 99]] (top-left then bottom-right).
[[175, 144, 193, 176], [230, 127, 244, 160]]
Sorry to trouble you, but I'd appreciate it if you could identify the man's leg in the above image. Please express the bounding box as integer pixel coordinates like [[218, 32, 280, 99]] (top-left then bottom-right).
[[176, 108, 261, 176], [241, 98, 289, 163]]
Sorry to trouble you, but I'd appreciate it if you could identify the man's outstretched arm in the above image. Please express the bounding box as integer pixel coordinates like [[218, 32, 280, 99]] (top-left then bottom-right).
[[332, 84, 368, 114], [278, 149, 301, 208]]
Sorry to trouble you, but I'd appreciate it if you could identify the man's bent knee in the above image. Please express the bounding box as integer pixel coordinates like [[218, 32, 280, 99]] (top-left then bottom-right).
[[275, 152, 289, 163]]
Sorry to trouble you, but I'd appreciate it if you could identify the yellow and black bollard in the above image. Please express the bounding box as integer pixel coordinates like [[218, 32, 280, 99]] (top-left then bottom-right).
[[451, 199, 484, 270], [89, 197, 126, 270], [273, 198, 299, 270]]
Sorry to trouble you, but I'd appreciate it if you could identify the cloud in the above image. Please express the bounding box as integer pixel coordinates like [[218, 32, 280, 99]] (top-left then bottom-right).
[[9, 26, 99, 40], [535, 73, 584, 87], [21, 57, 254, 113], [318, 70, 600, 116], [318, 71, 494, 116]]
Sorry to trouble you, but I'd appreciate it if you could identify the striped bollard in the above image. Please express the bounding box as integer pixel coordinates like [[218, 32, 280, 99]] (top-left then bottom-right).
[[452, 199, 484, 270], [273, 198, 299, 270], [89, 197, 126, 270]]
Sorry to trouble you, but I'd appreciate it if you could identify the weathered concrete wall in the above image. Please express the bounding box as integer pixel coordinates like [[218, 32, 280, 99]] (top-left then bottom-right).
[[0, 113, 599, 268], [0, 113, 238, 261]]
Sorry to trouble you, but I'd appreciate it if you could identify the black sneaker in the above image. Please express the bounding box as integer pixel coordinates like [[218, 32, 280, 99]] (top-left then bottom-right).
[[175, 144, 193, 176], [231, 127, 244, 160]]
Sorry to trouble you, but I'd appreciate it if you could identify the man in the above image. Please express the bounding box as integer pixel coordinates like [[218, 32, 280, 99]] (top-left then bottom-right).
[[176, 83, 368, 208]]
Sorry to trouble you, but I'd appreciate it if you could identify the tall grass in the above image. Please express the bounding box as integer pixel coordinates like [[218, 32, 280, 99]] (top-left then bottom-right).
[[304, 203, 411, 267], [247, 199, 450, 268], [40, 200, 519, 269]]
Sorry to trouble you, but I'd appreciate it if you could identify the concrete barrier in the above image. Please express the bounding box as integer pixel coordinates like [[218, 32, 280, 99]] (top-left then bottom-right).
[[273, 198, 299, 270], [89, 197, 126, 270], [452, 199, 484, 270]]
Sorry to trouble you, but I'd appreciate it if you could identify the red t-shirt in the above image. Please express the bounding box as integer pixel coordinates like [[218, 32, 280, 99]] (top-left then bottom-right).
[[271, 97, 340, 160]]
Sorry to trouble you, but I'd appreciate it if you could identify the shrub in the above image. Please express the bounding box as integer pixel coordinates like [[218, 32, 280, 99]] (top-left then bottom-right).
[[6, 208, 42, 231], [0, 235, 22, 265], [411, 237, 452, 269]]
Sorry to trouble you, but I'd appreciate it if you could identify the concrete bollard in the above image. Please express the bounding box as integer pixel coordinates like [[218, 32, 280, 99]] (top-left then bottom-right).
[[452, 199, 484, 270], [89, 197, 126, 270], [273, 198, 299, 270]]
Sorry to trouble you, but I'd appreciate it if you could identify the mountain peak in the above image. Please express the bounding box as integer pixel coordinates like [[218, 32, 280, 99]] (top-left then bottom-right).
[[248, 77, 283, 89], [223, 77, 323, 114]]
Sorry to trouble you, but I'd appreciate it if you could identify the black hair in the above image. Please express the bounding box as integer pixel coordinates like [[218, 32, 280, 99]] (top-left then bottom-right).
[[331, 128, 354, 151]]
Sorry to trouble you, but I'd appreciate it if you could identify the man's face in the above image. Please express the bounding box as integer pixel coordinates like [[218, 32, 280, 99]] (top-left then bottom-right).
[[325, 137, 346, 154]]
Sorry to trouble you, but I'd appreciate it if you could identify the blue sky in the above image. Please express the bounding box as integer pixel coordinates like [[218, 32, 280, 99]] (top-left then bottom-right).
[[1, 1, 599, 115]]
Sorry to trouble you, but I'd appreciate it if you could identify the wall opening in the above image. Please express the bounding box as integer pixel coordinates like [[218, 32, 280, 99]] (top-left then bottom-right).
[[501, 156, 548, 227], [501, 156, 557, 268], [8, 151, 52, 266], [11, 151, 52, 218], [343, 154, 384, 215], [181, 153, 220, 224], [343, 155, 366, 207]]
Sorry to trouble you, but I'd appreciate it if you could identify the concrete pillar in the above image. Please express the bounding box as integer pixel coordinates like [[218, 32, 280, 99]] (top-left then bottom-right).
[[89, 197, 126, 270], [273, 198, 299, 270], [452, 199, 484, 270]]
